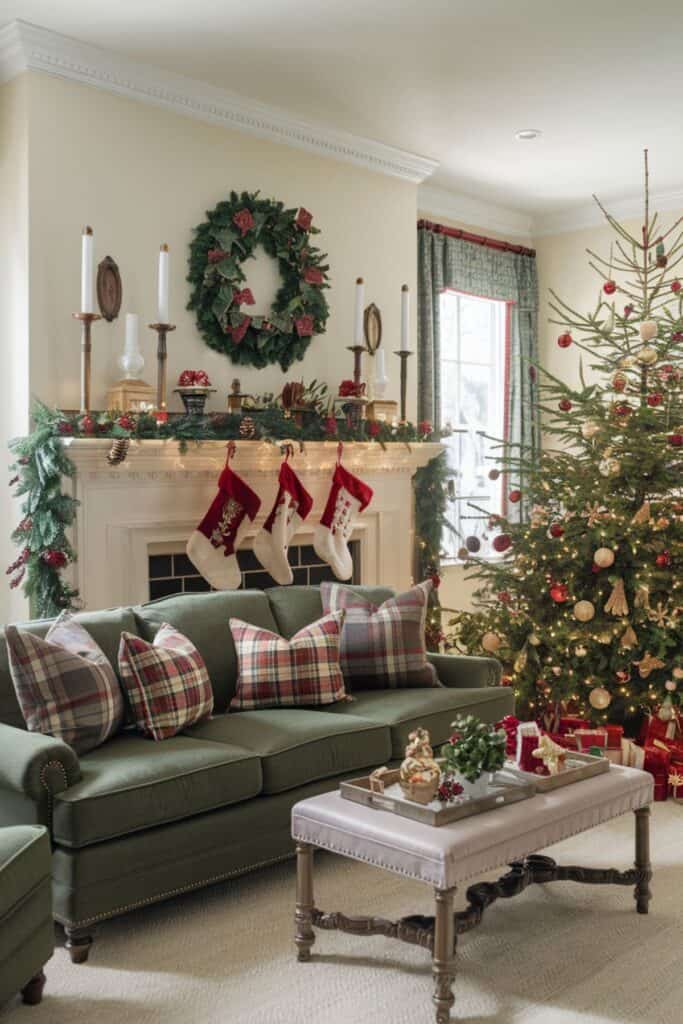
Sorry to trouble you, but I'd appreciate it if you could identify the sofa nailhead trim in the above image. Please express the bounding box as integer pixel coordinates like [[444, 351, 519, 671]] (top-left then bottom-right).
[[39, 760, 70, 836]]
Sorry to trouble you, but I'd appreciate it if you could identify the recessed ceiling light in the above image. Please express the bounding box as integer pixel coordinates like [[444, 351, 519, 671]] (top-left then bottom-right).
[[515, 128, 542, 141]]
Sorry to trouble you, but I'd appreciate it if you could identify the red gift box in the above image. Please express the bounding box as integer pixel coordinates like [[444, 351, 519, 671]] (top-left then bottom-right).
[[623, 739, 670, 801], [574, 728, 608, 751], [558, 716, 590, 735], [638, 709, 682, 747], [605, 724, 624, 749], [547, 732, 578, 751]]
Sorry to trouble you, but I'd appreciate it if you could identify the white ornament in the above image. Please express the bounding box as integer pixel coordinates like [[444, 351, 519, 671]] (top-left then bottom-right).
[[593, 547, 615, 569], [481, 631, 501, 653], [581, 421, 601, 440], [574, 600, 596, 622], [599, 457, 621, 477], [673, 667, 683, 680], [665, 680, 677, 692], [639, 320, 658, 342], [575, 645, 588, 657]]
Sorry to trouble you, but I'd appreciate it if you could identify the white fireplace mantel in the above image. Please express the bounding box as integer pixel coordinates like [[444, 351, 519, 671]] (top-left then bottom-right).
[[62, 439, 444, 610]]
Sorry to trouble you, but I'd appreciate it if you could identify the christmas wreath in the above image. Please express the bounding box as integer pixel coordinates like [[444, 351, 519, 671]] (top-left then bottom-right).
[[187, 191, 330, 371]]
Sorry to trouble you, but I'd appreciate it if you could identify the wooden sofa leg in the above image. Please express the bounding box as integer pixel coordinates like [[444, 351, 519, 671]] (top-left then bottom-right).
[[65, 927, 94, 964], [21, 970, 46, 1005]]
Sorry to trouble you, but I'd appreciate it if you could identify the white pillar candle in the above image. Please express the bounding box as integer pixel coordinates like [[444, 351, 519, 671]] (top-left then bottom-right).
[[354, 277, 365, 345], [375, 347, 386, 382], [125, 312, 139, 350], [400, 284, 411, 351], [81, 226, 94, 313], [157, 244, 170, 324]]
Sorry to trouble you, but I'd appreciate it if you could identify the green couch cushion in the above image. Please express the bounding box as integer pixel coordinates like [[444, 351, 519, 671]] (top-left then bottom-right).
[[267, 585, 395, 639], [0, 826, 50, 922], [0, 608, 139, 730], [134, 591, 280, 711], [323, 686, 515, 758], [185, 709, 392, 795], [52, 733, 262, 848]]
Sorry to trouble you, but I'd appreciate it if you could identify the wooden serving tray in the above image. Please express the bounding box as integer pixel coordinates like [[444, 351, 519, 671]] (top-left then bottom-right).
[[340, 768, 535, 827], [505, 751, 610, 791]]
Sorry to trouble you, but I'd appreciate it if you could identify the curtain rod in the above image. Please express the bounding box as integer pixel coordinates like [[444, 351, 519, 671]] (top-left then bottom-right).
[[417, 219, 535, 258]]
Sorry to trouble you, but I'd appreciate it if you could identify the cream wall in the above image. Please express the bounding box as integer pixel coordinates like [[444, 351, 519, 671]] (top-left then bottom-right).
[[0, 77, 30, 623], [26, 72, 418, 416]]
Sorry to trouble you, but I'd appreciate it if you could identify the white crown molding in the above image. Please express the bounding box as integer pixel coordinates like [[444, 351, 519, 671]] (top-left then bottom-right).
[[0, 19, 438, 184], [417, 184, 534, 243], [533, 189, 683, 238]]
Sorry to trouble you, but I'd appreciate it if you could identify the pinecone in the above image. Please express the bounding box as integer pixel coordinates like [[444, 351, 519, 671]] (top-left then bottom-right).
[[239, 416, 256, 439], [107, 438, 130, 466]]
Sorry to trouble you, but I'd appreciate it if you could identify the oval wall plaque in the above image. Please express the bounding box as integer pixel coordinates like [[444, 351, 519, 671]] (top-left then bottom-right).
[[97, 255, 122, 322]]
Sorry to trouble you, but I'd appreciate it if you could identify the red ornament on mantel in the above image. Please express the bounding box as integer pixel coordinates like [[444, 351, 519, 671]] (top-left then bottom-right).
[[116, 414, 136, 431], [603, 280, 617, 295], [80, 415, 96, 435], [559, 398, 573, 411], [42, 549, 67, 568], [557, 332, 573, 348], [549, 582, 569, 603]]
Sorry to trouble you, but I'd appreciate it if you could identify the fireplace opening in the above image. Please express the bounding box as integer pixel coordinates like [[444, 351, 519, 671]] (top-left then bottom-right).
[[148, 542, 361, 600]]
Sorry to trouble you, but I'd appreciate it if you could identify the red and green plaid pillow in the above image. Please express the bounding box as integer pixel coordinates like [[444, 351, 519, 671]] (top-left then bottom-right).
[[229, 612, 348, 710], [6, 612, 125, 754], [320, 580, 440, 689], [118, 623, 214, 740]]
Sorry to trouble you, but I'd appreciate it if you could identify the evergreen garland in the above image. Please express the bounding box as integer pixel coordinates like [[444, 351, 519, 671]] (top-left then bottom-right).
[[187, 191, 330, 371]]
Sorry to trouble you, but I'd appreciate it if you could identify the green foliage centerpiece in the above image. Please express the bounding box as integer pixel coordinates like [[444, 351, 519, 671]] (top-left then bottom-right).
[[441, 715, 507, 796]]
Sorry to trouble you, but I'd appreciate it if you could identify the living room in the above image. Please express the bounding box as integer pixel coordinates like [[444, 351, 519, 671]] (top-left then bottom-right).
[[0, 3, 681, 1022]]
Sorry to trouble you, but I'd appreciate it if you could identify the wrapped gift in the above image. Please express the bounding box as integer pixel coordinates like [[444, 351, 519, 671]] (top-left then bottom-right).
[[605, 724, 624, 748], [638, 708, 682, 747], [622, 739, 670, 801], [496, 715, 520, 757], [546, 732, 578, 751], [558, 716, 590, 736], [575, 728, 608, 751], [517, 721, 542, 771]]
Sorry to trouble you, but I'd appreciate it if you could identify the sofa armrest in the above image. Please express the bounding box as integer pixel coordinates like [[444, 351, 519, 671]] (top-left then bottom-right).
[[0, 723, 80, 802], [428, 652, 501, 689]]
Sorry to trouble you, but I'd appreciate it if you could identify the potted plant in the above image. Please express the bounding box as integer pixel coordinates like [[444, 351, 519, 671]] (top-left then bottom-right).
[[441, 714, 507, 799]]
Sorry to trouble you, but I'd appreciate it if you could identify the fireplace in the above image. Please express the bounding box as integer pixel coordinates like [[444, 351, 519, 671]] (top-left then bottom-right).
[[60, 438, 443, 610]]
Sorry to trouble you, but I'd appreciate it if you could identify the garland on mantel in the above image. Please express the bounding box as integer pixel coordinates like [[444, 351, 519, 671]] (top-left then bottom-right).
[[8, 403, 451, 619]]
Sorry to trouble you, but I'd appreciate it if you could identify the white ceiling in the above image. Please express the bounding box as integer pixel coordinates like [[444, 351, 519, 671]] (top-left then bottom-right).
[[2, 0, 683, 229]]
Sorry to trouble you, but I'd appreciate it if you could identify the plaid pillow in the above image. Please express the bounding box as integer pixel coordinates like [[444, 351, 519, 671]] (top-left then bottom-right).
[[320, 580, 440, 689], [6, 612, 125, 754], [229, 612, 348, 711], [118, 623, 214, 740]]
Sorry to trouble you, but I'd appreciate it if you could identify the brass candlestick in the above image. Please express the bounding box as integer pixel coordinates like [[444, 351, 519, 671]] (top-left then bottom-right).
[[394, 350, 413, 423], [72, 312, 102, 414], [148, 323, 177, 412]]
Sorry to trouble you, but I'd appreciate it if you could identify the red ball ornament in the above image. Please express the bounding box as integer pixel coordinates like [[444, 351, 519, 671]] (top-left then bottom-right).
[[667, 433, 683, 447], [623, 304, 634, 317], [655, 551, 672, 568], [42, 549, 67, 568], [492, 534, 512, 553], [508, 489, 522, 504], [549, 522, 564, 538], [549, 582, 569, 603], [647, 393, 663, 407], [613, 403, 631, 417], [557, 332, 573, 348], [671, 279, 681, 293], [117, 414, 136, 431], [603, 280, 617, 295], [498, 591, 512, 604], [558, 398, 572, 411], [80, 415, 96, 435], [58, 421, 74, 435], [367, 420, 381, 438]]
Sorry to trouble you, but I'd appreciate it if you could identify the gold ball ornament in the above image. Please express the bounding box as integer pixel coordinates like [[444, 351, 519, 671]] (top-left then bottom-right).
[[528, 633, 541, 646], [637, 345, 658, 366], [589, 686, 612, 710], [619, 356, 637, 369], [574, 600, 596, 622], [581, 421, 601, 440], [639, 320, 658, 342], [665, 680, 678, 692], [599, 456, 621, 477], [575, 645, 588, 657], [673, 667, 683, 680], [593, 547, 615, 569], [481, 631, 502, 653]]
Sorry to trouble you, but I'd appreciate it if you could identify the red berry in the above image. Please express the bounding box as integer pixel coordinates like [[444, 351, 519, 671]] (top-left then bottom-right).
[[559, 398, 572, 411], [668, 433, 683, 447], [671, 280, 681, 293], [603, 280, 617, 295], [557, 332, 573, 348], [492, 534, 512, 553], [647, 393, 663, 407], [508, 489, 521, 503], [624, 304, 634, 317], [655, 551, 671, 568], [117, 415, 135, 430], [549, 523, 564, 538]]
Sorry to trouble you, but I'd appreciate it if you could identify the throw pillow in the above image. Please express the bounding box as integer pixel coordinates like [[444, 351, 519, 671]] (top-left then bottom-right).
[[320, 580, 440, 689], [118, 623, 214, 740], [6, 612, 125, 754], [229, 612, 348, 710]]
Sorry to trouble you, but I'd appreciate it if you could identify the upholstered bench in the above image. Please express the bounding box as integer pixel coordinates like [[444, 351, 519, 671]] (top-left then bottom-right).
[[0, 826, 53, 1008]]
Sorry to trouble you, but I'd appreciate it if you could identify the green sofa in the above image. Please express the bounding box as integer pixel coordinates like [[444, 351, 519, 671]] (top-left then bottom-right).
[[0, 825, 53, 1007], [0, 586, 511, 962]]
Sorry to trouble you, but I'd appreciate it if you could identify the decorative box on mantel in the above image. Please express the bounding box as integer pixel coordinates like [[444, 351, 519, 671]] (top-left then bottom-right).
[[61, 439, 443, 611], [105, 378, 156, 413]]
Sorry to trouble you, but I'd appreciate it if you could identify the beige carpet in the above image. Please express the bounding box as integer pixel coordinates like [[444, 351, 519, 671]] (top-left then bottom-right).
[[2, 802, 682, 1024]]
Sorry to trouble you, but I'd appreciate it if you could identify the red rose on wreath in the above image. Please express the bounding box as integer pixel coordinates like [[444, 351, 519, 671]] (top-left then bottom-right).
[[233, 288, 255, 306], [207, 249, 228, 264], [296, 208, 313, 231], [303, 267, 324, 285], [294, 315, 314, 337], [230, 316, 252, 345], [233, 209, 255, 237]]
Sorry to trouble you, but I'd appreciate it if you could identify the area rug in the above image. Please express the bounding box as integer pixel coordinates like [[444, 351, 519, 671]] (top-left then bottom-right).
[[2, 802, 682, 1023]]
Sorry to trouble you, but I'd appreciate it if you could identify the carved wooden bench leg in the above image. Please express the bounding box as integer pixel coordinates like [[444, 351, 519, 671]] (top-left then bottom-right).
[[65, 926, 94, 964], [295, 843, 316, 963], [21, 970, 46, 1005], [432, 887, 456, 1024], [634, 806, 652, 914]]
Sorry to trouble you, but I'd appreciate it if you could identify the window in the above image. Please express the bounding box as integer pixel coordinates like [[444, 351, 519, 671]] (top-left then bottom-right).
[[440, 290, 508, 562]]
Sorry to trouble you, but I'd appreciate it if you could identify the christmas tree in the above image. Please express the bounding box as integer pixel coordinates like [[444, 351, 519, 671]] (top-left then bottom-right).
[[450, 153, 683, 729]]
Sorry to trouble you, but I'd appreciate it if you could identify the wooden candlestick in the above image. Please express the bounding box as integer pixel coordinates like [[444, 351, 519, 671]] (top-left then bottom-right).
[[72, 312, 102, 414], [148, 322, 177, 412], [345, 344, 367, 429], [394, 350, 413, 423]]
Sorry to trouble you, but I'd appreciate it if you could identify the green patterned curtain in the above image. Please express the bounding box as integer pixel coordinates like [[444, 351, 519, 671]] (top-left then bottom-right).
[[417, 225, 540, 467]]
